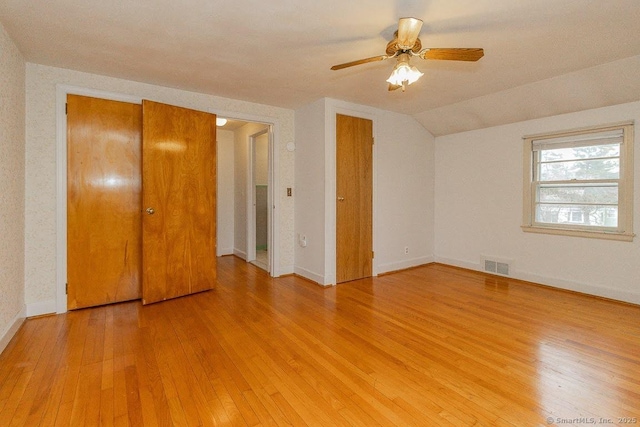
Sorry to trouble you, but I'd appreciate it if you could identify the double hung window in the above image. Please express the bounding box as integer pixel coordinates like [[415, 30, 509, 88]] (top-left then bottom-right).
[[522, 122, 634, 241]]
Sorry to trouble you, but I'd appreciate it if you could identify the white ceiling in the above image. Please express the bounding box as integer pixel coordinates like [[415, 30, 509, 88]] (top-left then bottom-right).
[[2, 0, 640, 135]]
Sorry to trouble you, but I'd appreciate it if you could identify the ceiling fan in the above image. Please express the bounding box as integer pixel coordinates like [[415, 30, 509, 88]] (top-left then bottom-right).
[[330, 17, 484, 92]]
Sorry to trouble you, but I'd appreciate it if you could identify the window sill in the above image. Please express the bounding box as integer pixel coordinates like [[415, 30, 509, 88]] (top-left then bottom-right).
[[521, 225, 635, 242]]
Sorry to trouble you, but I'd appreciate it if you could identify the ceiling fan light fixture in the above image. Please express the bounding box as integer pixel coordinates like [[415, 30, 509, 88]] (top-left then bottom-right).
[[329, 17, 483, 92], [386, 53, 423, 90]]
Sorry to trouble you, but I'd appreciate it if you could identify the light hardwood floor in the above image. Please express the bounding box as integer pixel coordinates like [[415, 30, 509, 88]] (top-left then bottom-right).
[[1, 257, 639, 426]]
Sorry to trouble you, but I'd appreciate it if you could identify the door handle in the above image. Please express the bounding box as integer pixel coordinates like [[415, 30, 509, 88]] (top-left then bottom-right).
[[145, 207, 155, 215], [337, 197, 345, 202]]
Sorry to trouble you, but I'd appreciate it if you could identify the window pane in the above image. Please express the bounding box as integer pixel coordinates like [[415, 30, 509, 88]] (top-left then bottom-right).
[[535, 204, 618, 227], [539, 143, 620, 162], [538, 158, 619, 181], [538, 185, 618, 204]]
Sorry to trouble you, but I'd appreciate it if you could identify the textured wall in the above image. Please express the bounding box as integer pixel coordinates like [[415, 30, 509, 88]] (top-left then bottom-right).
[[24, 63, 295, 307], [0, 24, 25, 338]]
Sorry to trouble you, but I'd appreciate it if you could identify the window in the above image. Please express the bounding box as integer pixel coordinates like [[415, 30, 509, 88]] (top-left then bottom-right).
[[522, 122, 634, 241]]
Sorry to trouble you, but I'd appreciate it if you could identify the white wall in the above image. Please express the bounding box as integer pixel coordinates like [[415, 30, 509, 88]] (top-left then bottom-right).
[[216, 129, 235, 256], [294, 98, 436, 285], [24, 63, 295, 314], [374, 105, 435, 272], [0, 23, 26, 352], [256, 132, 269, 185], [294, 99, 327, 283], [435, 101, 640, 304]]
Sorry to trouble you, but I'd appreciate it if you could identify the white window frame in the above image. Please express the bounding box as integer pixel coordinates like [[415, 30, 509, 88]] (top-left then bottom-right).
[[522, 121, 635, 241]]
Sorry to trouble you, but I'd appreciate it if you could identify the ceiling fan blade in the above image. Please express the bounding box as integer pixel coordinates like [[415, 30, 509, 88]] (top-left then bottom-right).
[[420, 48, 484, 61], [397, 17, 423, 50], [388, 83, 402, 91], [330, 55, 389, 70]]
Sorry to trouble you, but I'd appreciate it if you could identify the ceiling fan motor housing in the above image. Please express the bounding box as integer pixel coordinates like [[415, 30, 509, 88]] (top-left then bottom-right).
[[386, 35, 422, 56]]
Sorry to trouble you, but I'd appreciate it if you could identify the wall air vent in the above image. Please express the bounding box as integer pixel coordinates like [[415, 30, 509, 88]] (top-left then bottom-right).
[[484, 260, 497, 273], [496, 262, 509, 276], [481, 256, 511, 276]]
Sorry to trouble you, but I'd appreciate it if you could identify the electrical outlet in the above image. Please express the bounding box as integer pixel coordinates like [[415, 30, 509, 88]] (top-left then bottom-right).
[[404, 246, 409, 254]]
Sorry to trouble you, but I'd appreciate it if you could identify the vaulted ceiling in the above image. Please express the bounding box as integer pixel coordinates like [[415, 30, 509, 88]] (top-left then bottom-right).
[[2, 0, 640, 135]]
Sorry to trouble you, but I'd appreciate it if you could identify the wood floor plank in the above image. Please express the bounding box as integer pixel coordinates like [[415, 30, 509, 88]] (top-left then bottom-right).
[[1, 257, 639, 426], [51, 365, 79, 427], [112, 355, 130, 424], [134, 334, 166, 427], [25, 316, 74, 426], [99, 385, 115, 427], [241, 390, 279, 427], [0, 370, 31, 426], [188, 305, 262, 426], [0, 314, 63, 426], [75, 361, 103, 425]]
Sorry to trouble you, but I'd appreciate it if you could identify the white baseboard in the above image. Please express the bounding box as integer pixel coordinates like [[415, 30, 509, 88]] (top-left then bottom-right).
[[0, 306, 26, 355], [433, 256, 477, 272], [277, 264, 294, 276], [434, 256, 640, 305], [217, 247, 234, 256], [377, 255, 435, 275], [293, 266, 328, 286], [26, 299, 57, 317], [515, 270, 640, 305], [233, 248, 247, 260]]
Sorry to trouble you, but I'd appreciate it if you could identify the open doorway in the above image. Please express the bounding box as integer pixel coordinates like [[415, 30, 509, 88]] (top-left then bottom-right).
[[249, 129, 270, 272], [216, 118, 273, 274]]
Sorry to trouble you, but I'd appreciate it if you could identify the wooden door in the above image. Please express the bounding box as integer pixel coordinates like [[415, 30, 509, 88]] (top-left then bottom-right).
[[141, 100, 217, 304], [67, 95, 142, 309], [336, 114, 373, 283]]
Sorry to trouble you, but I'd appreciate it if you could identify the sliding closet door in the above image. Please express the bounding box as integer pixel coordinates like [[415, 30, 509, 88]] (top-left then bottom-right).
[[141, 100, 217, 304], [67, 95, 142, 309]]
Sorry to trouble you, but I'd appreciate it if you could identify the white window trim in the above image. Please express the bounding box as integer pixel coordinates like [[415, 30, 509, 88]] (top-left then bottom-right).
[[522, 121, 635, 242]]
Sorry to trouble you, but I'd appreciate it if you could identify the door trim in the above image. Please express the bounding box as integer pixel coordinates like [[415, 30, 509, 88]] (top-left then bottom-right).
[[326, 103, 378, 285], [209, 109, 280, 277], [247, 128, 270, 269], [56, 84, 142, 314]]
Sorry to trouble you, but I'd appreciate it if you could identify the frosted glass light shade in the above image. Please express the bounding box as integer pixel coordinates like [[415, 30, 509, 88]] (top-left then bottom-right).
[[386, 53, 423, 87], [386, 62, 423, 86]]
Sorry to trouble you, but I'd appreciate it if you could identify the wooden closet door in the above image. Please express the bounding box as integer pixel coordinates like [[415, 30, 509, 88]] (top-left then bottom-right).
[[336, 114, 373, 283], [141, 100, 217, 304], [67, 95, 142, 309]]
